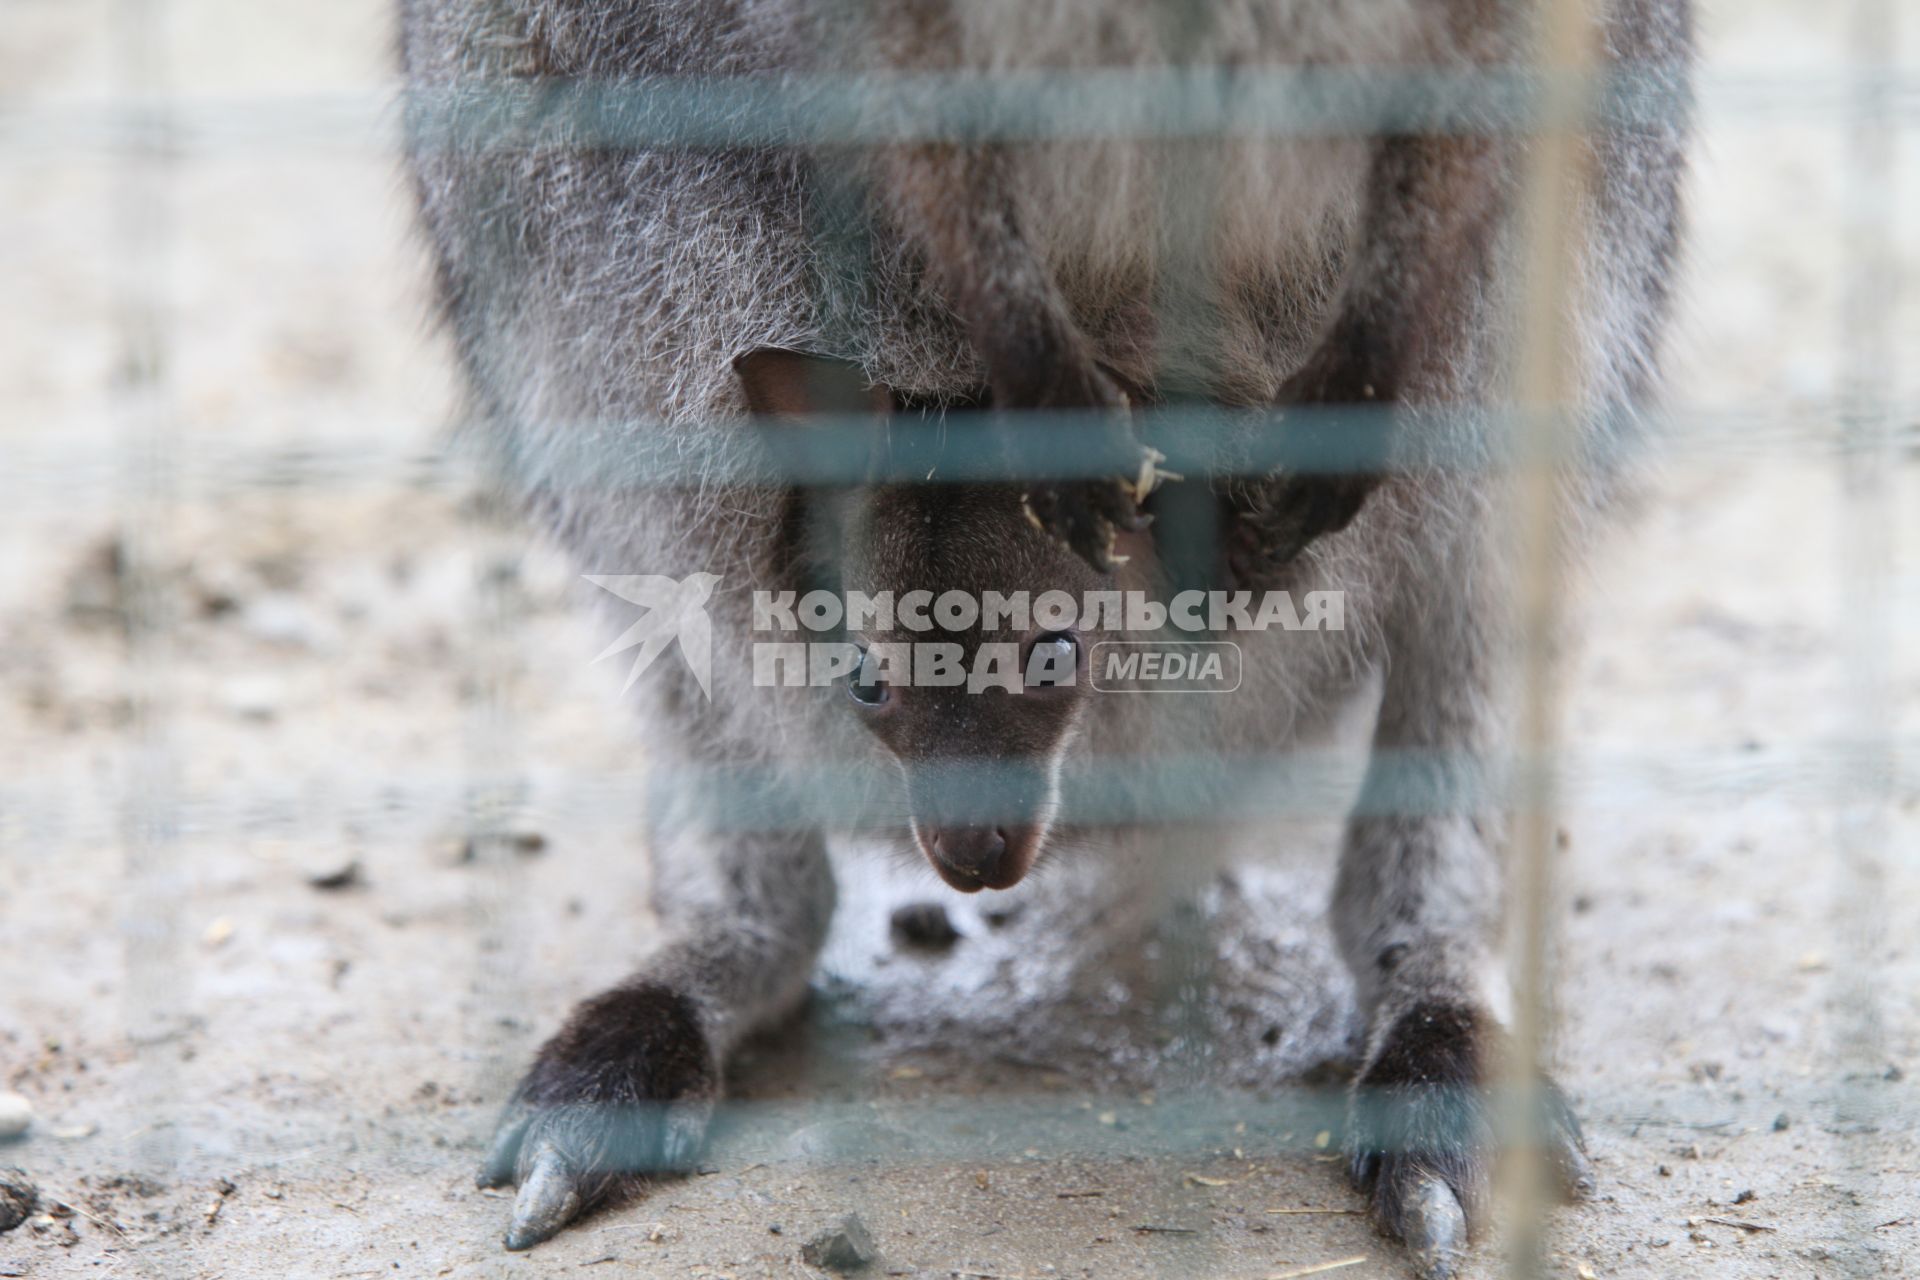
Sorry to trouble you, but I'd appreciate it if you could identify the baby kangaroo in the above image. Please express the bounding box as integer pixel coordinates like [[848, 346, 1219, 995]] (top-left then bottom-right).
[[402, 0, 1691, 1274]]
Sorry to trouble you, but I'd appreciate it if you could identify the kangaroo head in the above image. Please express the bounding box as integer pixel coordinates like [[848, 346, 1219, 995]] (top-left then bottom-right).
[[737, 349, 1119, 891]]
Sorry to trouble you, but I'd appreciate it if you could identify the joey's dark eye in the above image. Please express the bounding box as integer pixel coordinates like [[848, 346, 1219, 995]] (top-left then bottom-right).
[[1025, 631, 1079, 688], [846, 646, 890, 707]]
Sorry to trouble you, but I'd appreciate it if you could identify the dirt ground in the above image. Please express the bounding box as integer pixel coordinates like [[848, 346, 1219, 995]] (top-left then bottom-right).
[[2, 3, 1918, 1278]]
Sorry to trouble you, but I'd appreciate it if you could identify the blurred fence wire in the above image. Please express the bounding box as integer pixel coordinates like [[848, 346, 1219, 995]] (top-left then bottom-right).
[[5, 0, 1907, 1276], [4, 69, 1920, 157]]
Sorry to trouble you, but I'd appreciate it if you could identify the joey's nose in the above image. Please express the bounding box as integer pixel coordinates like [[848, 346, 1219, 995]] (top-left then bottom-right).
[[925, 825, 1009, 892]]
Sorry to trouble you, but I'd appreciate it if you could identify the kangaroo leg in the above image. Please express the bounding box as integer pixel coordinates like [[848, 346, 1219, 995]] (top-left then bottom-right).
[[1226, 129, 1511, 582], [480, 821, 835, 1248], [1331, 540, 1591, 1280], [878, 141, 1154, 572]]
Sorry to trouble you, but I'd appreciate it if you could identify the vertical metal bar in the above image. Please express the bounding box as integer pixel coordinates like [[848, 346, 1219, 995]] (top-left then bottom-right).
[[1833, 0, 1895, 1269], [444, 0, 564, 1111], [1138, 17, 1232, 1277], [1498, 4, 1601, 1277], [1144, 0, 1226, 1073], [111, 0, 185, 1219], [458, 494, 539, 1105]]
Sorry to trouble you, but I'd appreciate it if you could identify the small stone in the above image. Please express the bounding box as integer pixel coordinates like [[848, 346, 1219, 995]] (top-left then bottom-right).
[[1884, 1063, 1904, 1083], [800, 1214, 878, 1273], [453, 830, 548, 862], [241, 593, 324, 649], [981, 903, 1024, 929], [219, 675, 284, 722], [0, 1097, 30, 1141], [0, 1170, 35, 1233], [1771, 1112, 1791, 1132], [889, 902, 959, 949], [306, 860, 363, 891]]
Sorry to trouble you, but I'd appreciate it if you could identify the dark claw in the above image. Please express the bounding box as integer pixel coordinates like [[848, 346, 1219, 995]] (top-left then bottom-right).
[[1397, 1176, 1468, 1280], [506, 1143, 583, 1250], [1349, 1147, 1382, 1192], [1558, 1140, 1599, 1202], [479, 1108, 531, 1189], [1543, 1079, 1597, 1200]]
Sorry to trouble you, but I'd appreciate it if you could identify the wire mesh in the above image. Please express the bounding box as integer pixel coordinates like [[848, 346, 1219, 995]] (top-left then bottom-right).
[[0, 1, 1913, 1278]]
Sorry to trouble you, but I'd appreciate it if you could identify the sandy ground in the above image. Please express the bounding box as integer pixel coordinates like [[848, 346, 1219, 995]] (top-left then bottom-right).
[[2, 2, 1918, 1278]]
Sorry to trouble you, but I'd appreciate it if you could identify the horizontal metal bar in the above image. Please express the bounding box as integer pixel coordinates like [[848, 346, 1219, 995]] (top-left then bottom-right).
[[400, 65, 1695, 149], [28, 1080, 1913, 1176], [5, 741, 1914, 848], [2, 69, 1917, 160], [2, 404, 1914, 510]]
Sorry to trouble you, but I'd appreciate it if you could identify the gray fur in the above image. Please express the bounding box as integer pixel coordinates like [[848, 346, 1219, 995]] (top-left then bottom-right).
[[400, 0, 1691, 1267]]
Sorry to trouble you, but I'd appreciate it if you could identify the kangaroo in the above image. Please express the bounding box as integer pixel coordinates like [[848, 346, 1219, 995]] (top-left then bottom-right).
[[400, 1, 1692, 1276]]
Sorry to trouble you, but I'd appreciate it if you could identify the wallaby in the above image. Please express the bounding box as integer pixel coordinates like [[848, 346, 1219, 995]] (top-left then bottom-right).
[[401, 1, 1692, 1276]]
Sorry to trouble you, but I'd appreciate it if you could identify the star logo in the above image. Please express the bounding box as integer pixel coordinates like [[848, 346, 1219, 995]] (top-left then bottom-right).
[[584, 573, 722, 699]]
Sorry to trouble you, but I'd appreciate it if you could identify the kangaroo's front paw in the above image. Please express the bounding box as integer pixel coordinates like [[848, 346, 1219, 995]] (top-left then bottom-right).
[[1023, 473, 1152, 573], [1347, 1001, 1593, 1280], [1012, 364, 1162, 574], [1221, 352, 1389, 586], [481, 983, 719, 1250], [1223, 472, 1376, 587]]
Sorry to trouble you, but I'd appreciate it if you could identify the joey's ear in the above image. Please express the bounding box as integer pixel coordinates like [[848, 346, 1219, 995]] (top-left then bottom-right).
[[733, 349, 891, 418]]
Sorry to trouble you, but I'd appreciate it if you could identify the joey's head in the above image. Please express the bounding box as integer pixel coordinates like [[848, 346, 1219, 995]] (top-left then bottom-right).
[[733, 347, 1135, 894], [840, 482, 1113, 893]]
